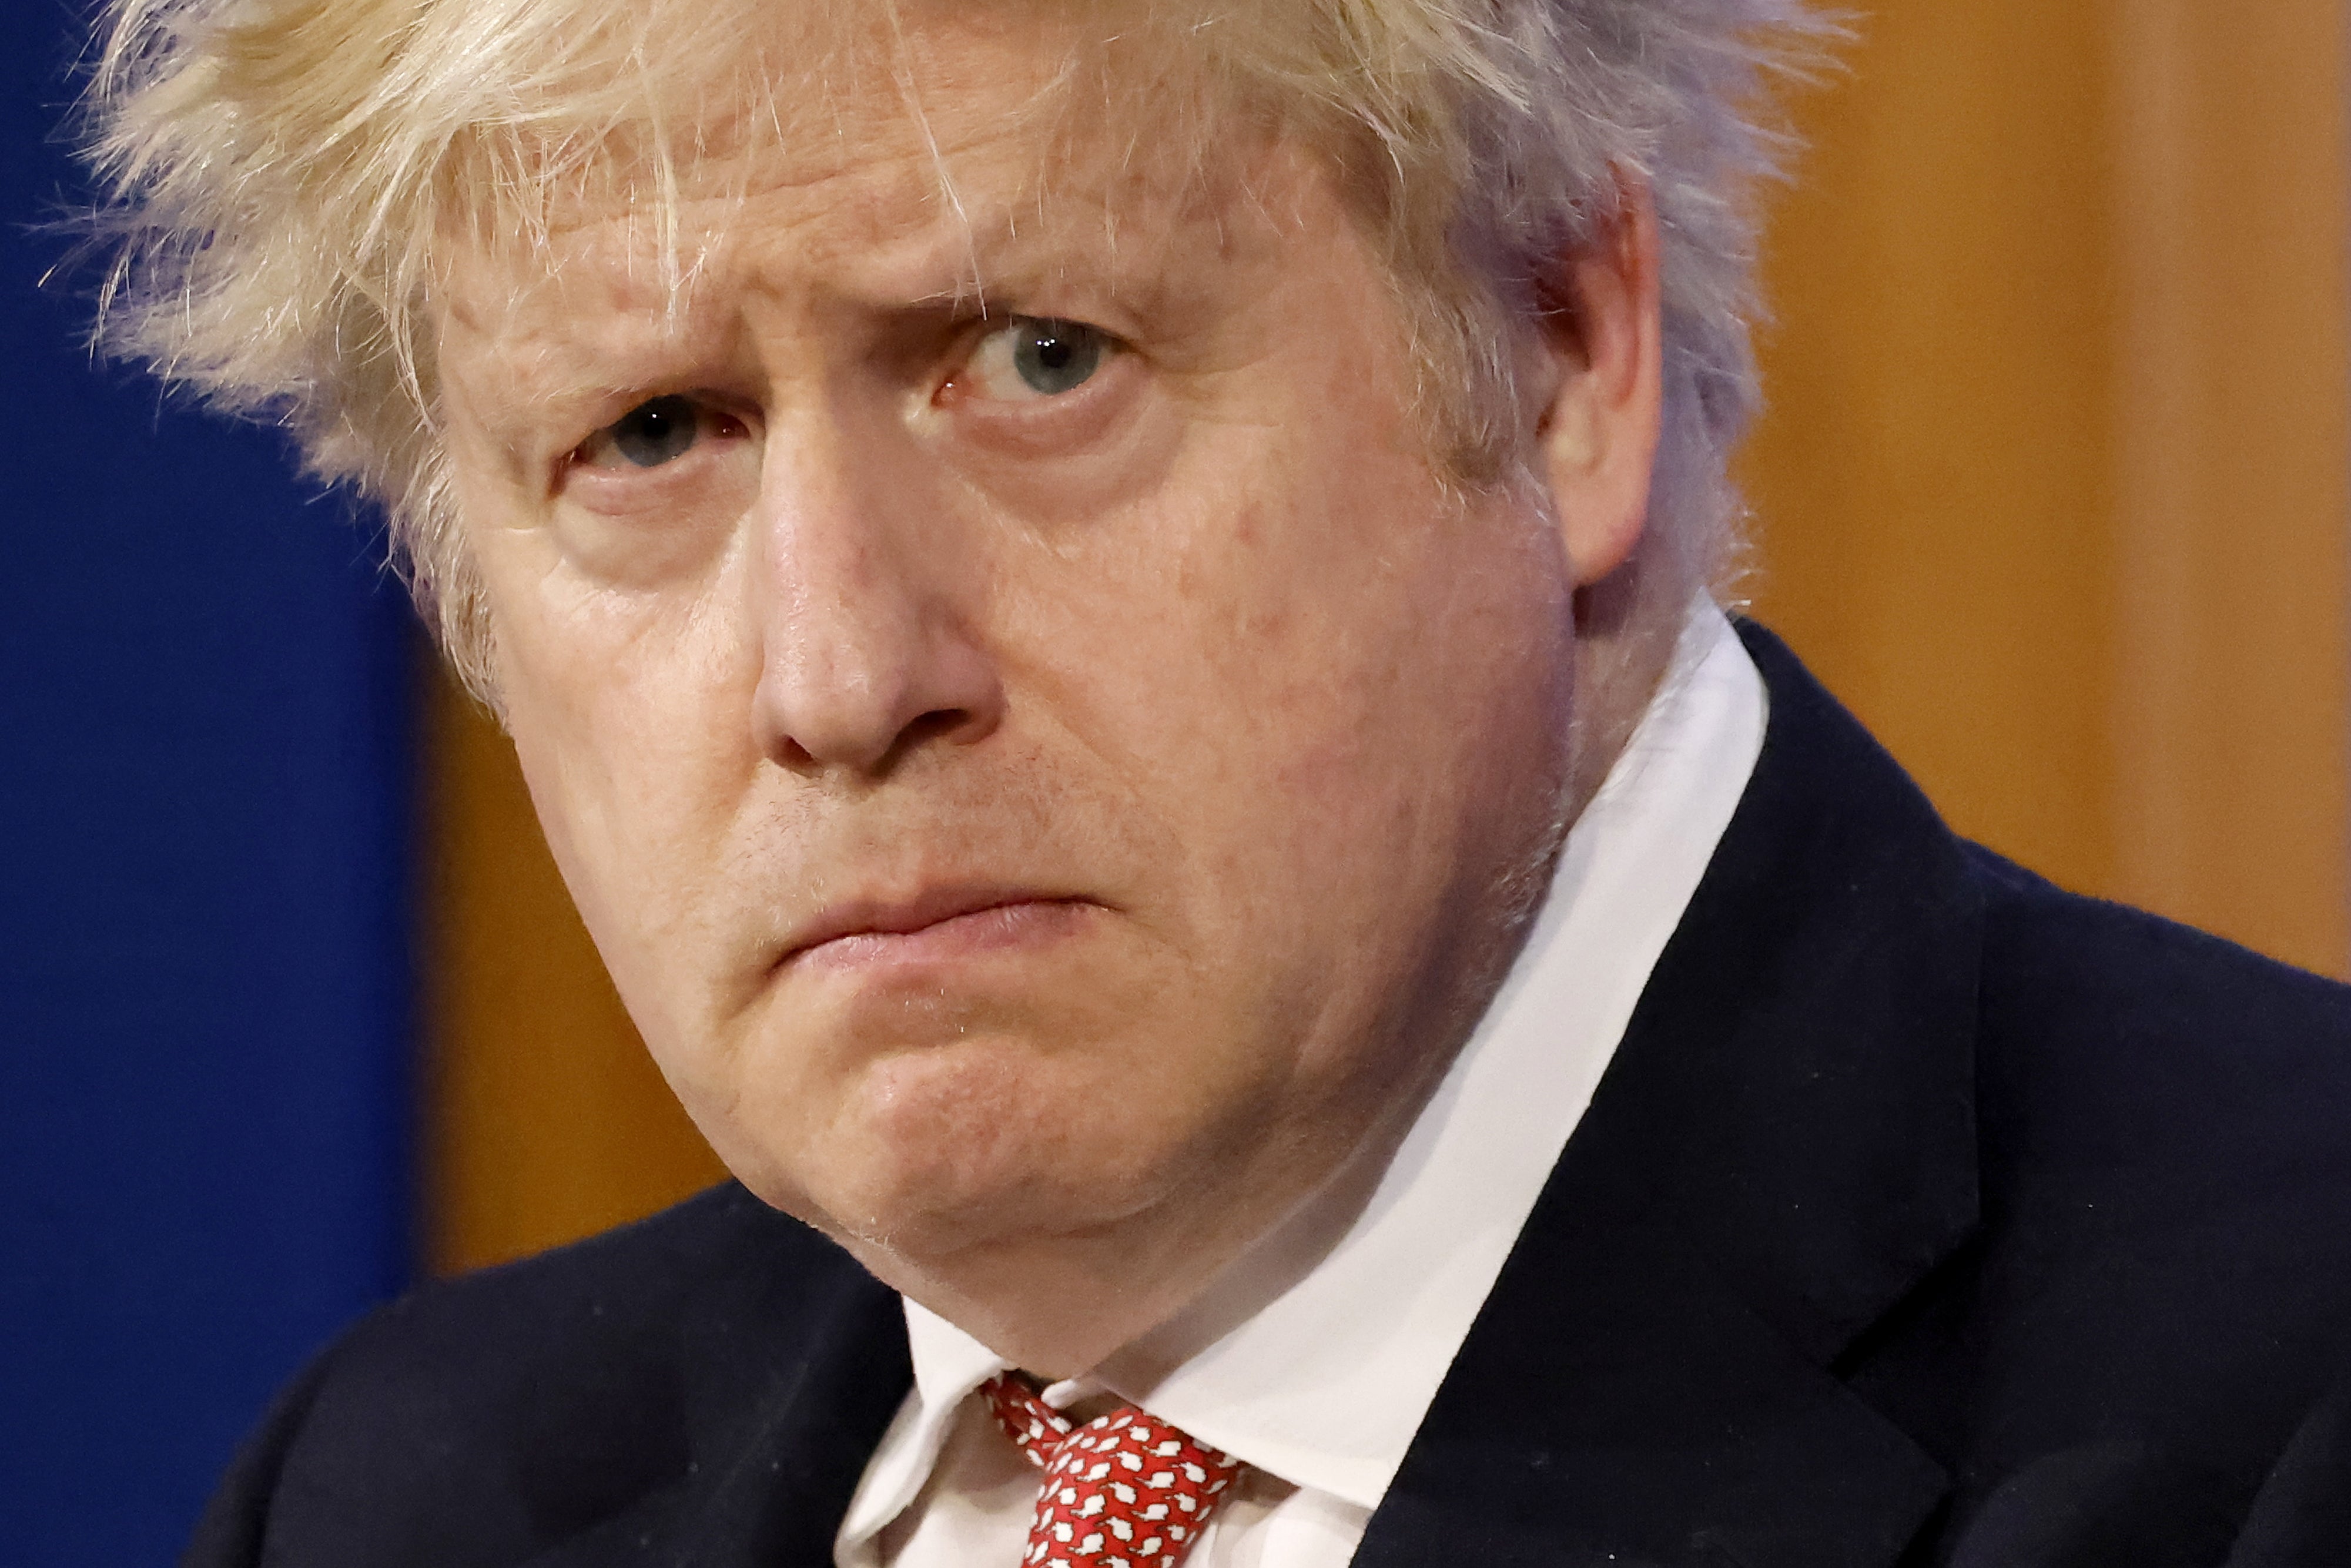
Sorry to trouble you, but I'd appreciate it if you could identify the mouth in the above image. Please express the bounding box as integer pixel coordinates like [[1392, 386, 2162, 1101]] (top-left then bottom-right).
[[779, 887, 1099, 973]]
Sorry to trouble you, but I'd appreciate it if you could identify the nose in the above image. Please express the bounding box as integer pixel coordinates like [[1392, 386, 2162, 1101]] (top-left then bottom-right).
[[749, 420, 1004, 776]]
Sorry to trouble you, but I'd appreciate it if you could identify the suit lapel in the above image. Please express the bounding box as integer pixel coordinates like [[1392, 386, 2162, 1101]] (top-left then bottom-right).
[[1357, 624, 1980, 1568], [523, 1214, 912, 1568]]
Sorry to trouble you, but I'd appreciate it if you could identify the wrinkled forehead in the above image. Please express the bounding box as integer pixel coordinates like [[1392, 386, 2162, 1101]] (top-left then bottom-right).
[[430, 0, 1257, 326]]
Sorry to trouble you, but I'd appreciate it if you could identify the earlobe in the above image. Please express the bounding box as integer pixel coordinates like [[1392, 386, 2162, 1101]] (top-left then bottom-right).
[[1536, 180, 1665, 590]]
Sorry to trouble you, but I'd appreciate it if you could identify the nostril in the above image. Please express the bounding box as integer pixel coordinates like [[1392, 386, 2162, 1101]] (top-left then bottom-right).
[[896, 708, 976, 751], [760, 703, 995, 778], [862, 706, 994, 773]]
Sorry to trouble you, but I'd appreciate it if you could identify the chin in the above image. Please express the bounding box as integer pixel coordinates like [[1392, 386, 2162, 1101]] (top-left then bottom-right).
[[814, 1151, 1163, 1268], [792, 1036, 1189, 1259]]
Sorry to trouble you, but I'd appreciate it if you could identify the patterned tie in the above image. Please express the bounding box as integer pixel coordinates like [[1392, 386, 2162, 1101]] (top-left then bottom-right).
[[980, 1371, 1243, 1567]]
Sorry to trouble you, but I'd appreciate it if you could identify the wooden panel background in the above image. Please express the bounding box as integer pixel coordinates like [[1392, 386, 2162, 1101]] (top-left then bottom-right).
[[1740, 0, 2349, 974], [424, 1, 2351, 1274]]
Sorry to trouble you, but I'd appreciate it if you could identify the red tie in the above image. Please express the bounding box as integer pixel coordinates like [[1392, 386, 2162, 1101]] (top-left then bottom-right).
[[981, 1371, 1243, 1566]]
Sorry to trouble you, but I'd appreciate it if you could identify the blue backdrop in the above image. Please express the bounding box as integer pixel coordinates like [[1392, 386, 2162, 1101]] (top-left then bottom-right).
[[0, 2, 419, 1562]]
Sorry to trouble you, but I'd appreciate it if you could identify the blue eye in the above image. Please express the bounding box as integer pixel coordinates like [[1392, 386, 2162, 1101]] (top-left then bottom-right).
[[1010, 319, 1106, 396], [608, 395, 700, 468]]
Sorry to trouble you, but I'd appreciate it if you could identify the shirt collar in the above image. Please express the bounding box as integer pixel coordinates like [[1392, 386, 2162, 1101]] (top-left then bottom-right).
[[866, 599, 1767, 1517]]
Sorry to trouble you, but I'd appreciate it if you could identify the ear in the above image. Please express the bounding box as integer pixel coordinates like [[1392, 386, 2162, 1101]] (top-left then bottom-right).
[[1533, 178, 1665, 588]]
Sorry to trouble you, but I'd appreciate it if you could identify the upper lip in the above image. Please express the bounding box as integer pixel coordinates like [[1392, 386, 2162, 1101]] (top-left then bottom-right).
[[778, 884, 1078, 964]]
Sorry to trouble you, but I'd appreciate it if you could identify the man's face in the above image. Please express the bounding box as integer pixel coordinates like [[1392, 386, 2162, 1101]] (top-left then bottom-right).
[[436, 11, 1582, 1282]]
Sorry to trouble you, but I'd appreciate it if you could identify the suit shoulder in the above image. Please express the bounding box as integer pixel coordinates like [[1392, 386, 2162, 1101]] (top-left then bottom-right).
[[194, 1184, 875, 1568], [1965, 842, 2351, 1178], [331, 1180, 840, 1391], [363, 1180, 828, 1339]]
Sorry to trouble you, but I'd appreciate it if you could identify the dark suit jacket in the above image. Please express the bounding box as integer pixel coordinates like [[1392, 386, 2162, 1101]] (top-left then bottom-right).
[[188, 625, 2351, 1567]]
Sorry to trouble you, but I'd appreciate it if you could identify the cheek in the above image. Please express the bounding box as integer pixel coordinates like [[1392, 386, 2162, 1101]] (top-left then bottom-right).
[[1181, 487, 1519, 819], [1033, 457, 1556, 1000], [474, 528, 769, 1033]]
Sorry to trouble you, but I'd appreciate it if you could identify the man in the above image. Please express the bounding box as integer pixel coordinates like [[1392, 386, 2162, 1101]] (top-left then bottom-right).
[[81, 0, 2351, 1563]]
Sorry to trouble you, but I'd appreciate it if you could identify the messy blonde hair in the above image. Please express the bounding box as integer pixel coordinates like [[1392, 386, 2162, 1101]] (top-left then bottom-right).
[[81, 0, 1823, 697]]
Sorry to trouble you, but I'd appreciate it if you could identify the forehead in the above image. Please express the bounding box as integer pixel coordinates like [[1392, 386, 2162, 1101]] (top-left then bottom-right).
[[435, 3, 1254, 334]]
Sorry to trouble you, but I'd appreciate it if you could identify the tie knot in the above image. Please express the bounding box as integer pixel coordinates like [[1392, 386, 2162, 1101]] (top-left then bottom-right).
[[979, 1372, 1242, 1566]]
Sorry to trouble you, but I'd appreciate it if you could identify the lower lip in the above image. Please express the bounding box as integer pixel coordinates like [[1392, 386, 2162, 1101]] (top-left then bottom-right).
[[792, 899, 1095, 974]]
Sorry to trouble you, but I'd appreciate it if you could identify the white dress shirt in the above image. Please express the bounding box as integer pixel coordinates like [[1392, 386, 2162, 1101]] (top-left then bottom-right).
[[834, 600, 1769, 1568]]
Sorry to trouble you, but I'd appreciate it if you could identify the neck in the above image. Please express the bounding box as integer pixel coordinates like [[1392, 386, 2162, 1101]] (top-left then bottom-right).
[[1563, 538, 1702, 823]]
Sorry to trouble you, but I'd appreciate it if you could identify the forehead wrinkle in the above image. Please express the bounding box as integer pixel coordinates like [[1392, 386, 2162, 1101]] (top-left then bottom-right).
[[441, 37, 1301, 404], [447, 220, 735, 372], [438, 0, 1257, 331], [683, 126, 1231, 324]]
